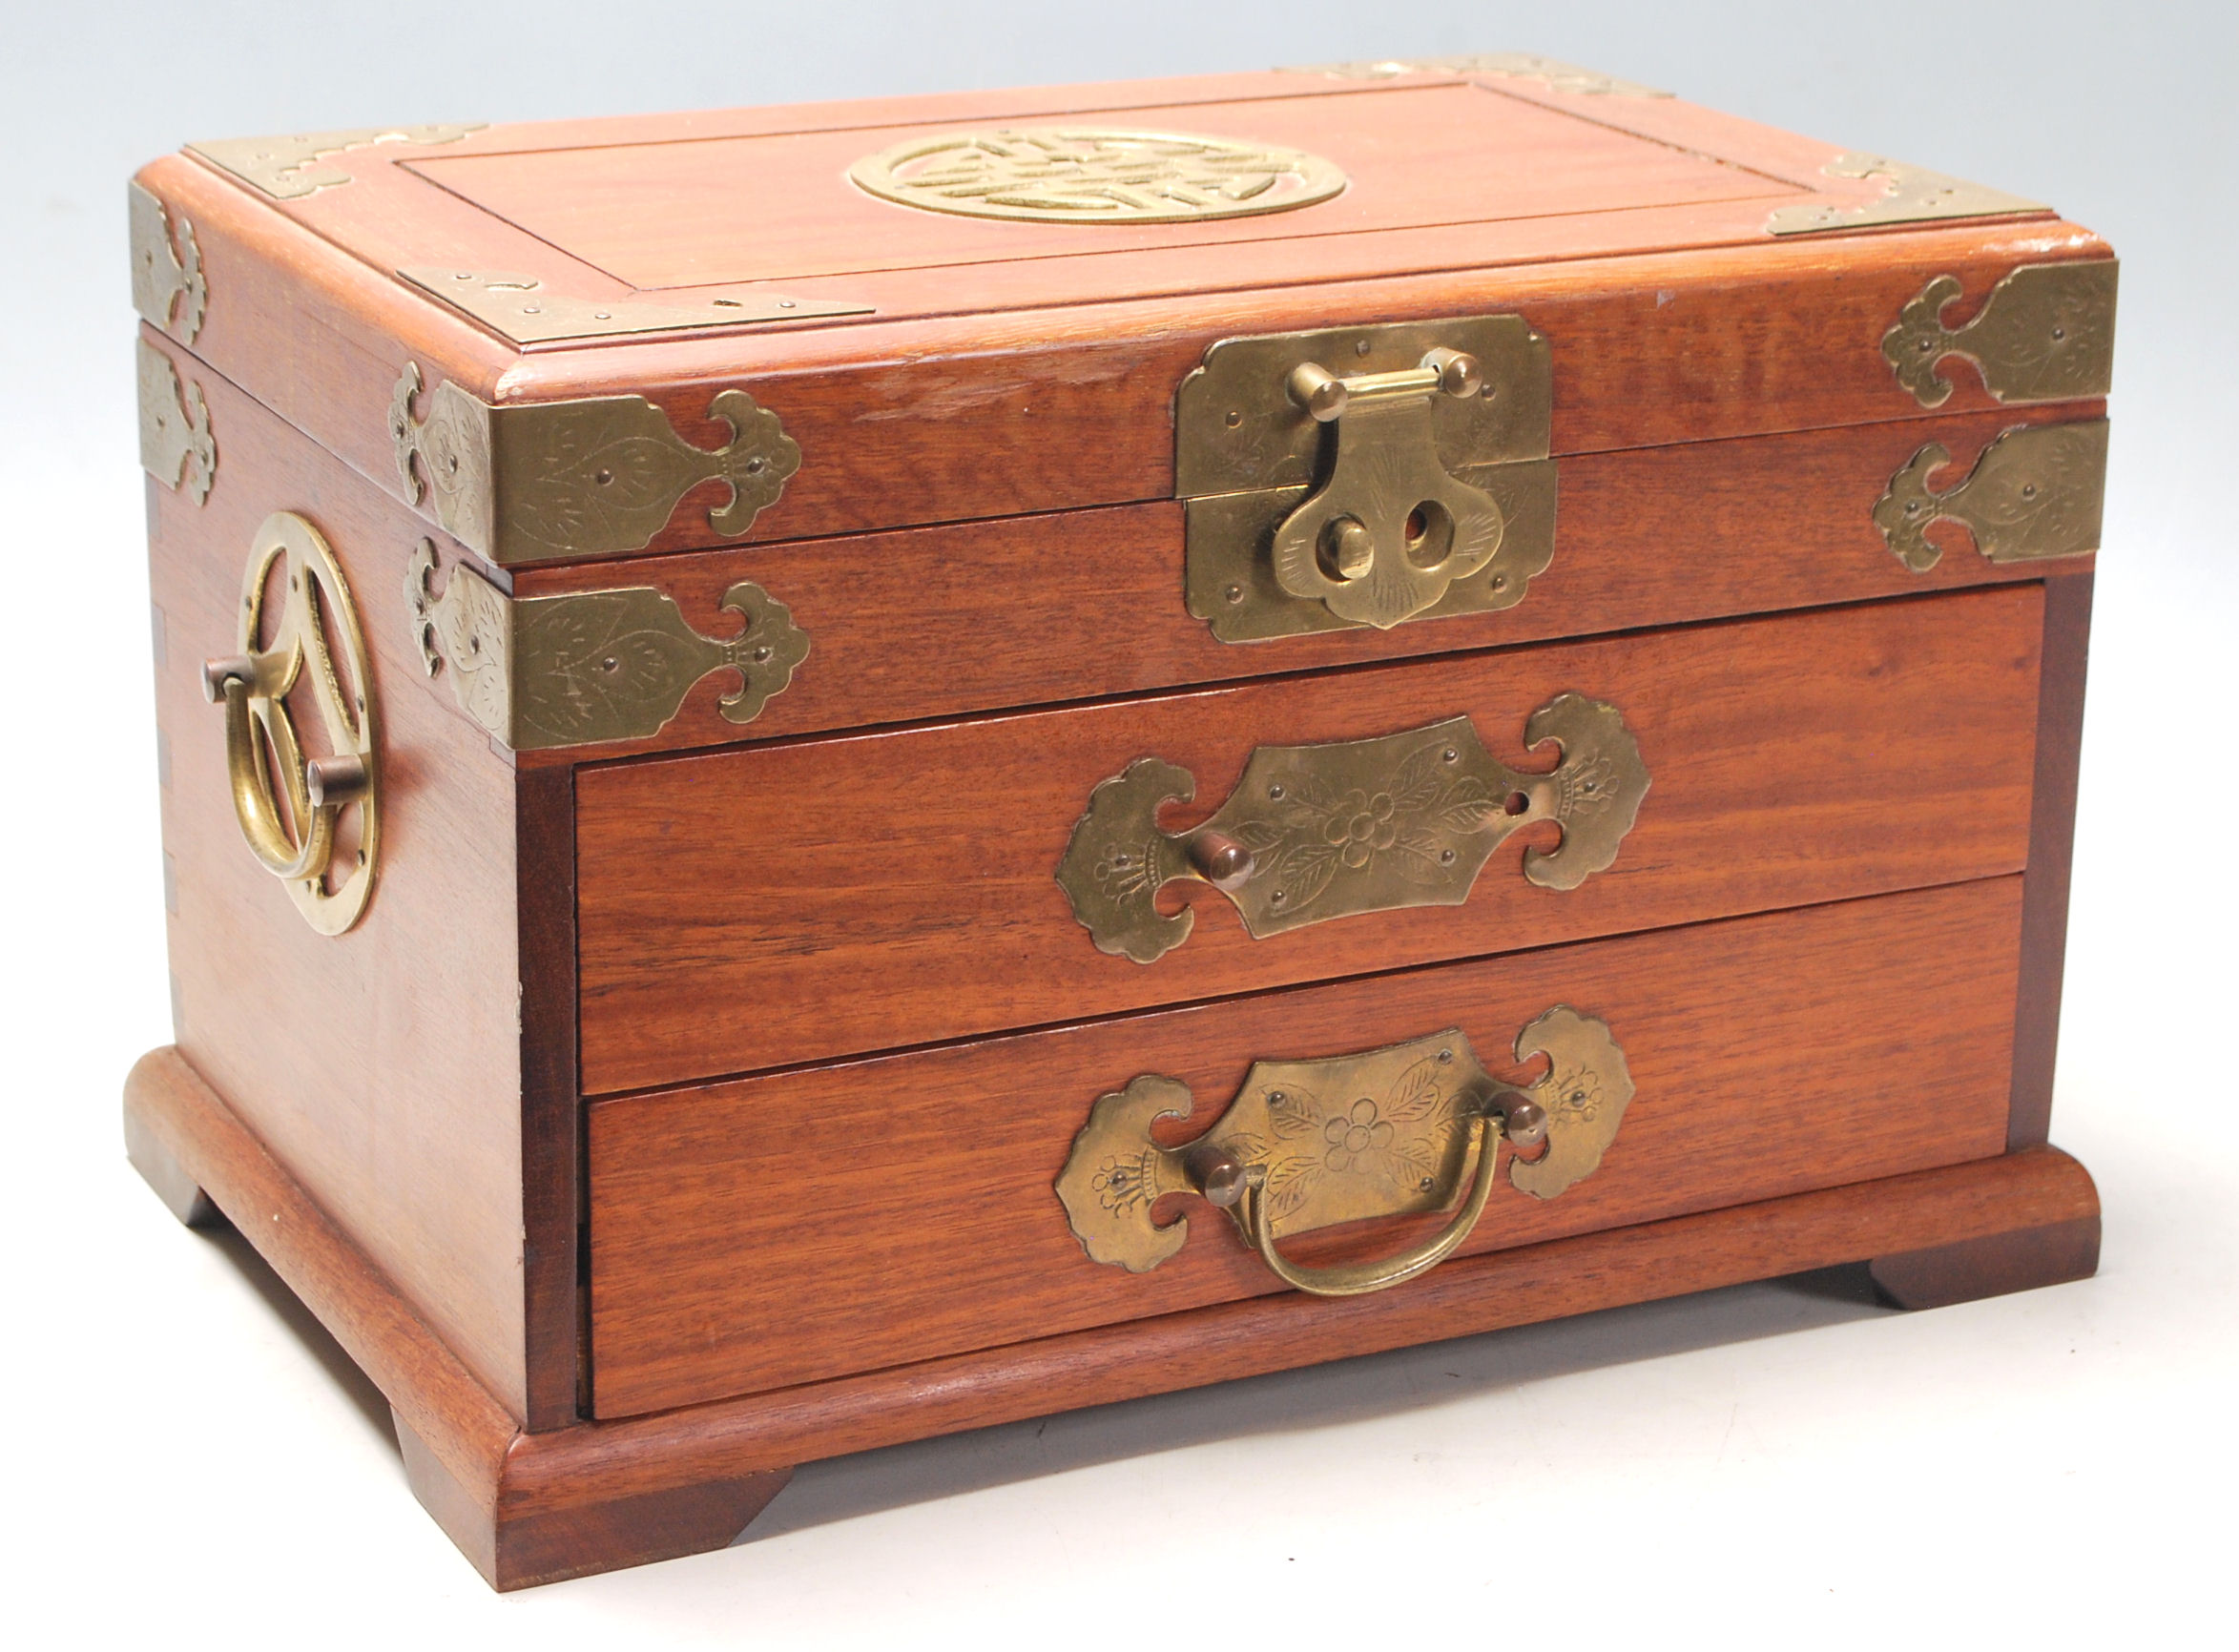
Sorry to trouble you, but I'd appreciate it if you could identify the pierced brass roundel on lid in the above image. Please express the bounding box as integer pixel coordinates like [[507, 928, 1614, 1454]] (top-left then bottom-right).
[[847, 128, 1347, 224]]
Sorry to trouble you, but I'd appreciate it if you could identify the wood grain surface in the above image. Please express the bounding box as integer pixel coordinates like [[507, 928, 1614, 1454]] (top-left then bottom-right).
[[576, 586, 2044, 1091], [511, 405, 2095, 761], [2009, 570, 2093, 1149], [587, 877, 2025, 1415], [126, 1041, 2098, 1589], [143, 329, 531, 1417], [136, 75, 2111, 563]]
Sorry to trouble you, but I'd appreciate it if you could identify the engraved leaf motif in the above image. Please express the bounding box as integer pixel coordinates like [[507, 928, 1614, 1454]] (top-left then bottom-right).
[[516, 597, 714, 743], [1387, 827, 1454, 886], [1263, 1152, 1323, 1219], [1277, 842, 1342, 911], [1267, 1087, 1321, 1140], [1380, 1058, 1445, 1125], [516, 430, 707, 549]]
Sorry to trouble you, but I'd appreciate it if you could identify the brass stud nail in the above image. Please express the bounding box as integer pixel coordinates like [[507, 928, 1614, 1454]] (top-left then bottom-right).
[[1186, 831, 1255, 891]]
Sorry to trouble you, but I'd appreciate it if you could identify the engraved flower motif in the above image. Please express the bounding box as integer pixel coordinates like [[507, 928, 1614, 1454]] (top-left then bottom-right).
[[1093, 839, 1159, 902], [1321, 790, 1399, 869], [1322, 1098, 1398, 1174], [1546, 1071, 1603, 1124], [1091, 1151, 1157, 1215]]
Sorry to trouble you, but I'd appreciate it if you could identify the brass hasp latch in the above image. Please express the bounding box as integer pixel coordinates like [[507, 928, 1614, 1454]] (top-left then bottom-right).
[[1175, 315, 1556, 642], [1275, 348, 1502, 630]]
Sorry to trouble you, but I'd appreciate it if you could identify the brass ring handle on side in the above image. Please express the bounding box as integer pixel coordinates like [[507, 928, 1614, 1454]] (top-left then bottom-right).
[[200, 511, 382, 937], [1056, 1009, 1633, 1293]]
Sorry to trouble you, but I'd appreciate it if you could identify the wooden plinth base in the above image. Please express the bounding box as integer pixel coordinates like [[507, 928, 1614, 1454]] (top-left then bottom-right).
[[124, 1044, 2100, 1590]]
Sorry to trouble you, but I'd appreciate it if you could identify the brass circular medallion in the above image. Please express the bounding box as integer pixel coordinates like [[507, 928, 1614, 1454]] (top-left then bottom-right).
[[848, 128, 1347, 225]]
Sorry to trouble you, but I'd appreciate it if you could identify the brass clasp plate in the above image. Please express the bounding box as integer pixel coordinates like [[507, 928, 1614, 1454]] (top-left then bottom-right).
[[1055, 1009, 1633, 1292], [1176, 316, 1556, 642], [1055, 695, 1648, 964]]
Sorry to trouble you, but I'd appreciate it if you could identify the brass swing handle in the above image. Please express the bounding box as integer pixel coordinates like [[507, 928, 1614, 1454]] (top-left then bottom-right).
[[199, 511, 383, 938], [1055, 694, 1649, 965], [1055, 1009, 1632, 1293]]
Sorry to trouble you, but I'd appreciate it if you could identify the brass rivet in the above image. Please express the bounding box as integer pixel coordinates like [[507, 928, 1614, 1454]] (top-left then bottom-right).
[[1269, 783, 1285, 799], [1224, 584, 1244, 604]]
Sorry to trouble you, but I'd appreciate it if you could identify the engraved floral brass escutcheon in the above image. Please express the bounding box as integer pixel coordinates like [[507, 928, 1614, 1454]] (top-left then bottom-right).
[[849, 127, 1346, 223], [1055, 695, 1648, 964], [1766, 153, 2044, 236], [1881, 263, 2118, 409], [129, 182, 205, 342], [1177, 316, 1556, 642], [1054, 1009, 1634, 1292], [201, 512, 380, 936], [405, 542, 808, 750], [389, 363, 801, 564], [187, 123, 487, 199], [137, 341, 217, 505], [1874, 420, 2107, 571]]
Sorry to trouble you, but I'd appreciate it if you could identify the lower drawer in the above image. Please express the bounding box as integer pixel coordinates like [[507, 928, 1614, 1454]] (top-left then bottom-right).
[[587, 877, 2023, 1418]]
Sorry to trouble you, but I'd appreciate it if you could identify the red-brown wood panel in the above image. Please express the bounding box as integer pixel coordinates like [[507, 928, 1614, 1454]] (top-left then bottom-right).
[[574, 585, 2043, 1093], [511, 405, 2094, 761], [587, 877, 2024, 1417]]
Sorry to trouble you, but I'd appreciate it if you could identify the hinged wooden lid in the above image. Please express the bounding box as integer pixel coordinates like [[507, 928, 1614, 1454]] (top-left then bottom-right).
[[134, 60, 2112, 566]]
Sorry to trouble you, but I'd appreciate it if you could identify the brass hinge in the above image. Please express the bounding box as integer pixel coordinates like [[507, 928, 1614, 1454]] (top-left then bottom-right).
[[389, 363, 800, 565], [404, 543, 809, 752], [1175, 315, 1556, 642]]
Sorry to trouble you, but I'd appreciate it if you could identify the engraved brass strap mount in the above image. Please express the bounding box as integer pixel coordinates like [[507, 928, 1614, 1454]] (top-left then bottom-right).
[[1177, 316, 1556, 642], [406, 543, 809, 751], [1055, 694, 1648, 964], [201, 512, 380, 936], [1056, 1010, 1634, 1294], [1875, 420, 2107, 571]]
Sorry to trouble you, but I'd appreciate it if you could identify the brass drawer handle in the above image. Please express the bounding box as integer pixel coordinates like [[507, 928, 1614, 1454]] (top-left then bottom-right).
[[200, 512, 380, 936], [1055, 1008, 1632, 1293], [1055, 693, 1648, 964]]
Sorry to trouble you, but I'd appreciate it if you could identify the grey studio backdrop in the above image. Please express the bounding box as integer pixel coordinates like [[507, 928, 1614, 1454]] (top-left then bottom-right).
[[5, 3, 2232, 1643]]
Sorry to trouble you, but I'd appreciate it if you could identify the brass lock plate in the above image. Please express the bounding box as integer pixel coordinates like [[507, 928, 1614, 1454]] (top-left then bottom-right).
[[1176, 316, 1555, 642]]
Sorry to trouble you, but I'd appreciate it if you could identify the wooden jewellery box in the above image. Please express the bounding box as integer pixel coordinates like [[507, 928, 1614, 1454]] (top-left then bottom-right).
[[126, 56, 2112, 1589]]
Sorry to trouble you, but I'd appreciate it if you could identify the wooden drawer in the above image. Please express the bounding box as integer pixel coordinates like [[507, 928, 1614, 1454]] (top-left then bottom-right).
[[576, 585, 2042, 1093], [587, 876, 2025, 1418]]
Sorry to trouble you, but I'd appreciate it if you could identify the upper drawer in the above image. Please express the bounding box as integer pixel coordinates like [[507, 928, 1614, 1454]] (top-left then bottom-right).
[[575, 584, 2042, 1094]]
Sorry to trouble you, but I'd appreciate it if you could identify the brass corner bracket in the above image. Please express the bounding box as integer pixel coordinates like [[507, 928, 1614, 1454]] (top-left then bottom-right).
[[1176, 315, 1557, 643], [1874, 420, 2107, 571], [137, 341, 216, 505], [1057, 695, 1648, 964], [187, 123, 487, 200], [396, 268, 870, 346], [405, 542, 809, 751], [1281, 54, 1670, 96], [388, 363, 801, 565], [1055, 1010, 1634, 1291], [1767, 153, 2044, 237], [1882, 263, 2117, 409], [129, 182, 205, 343]]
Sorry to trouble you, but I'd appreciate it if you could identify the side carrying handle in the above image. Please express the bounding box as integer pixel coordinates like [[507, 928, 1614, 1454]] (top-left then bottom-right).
[[1055, 694, 1648, 964], [1055, 1008, 1633, 1294], [201, 511, 381, 936]]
